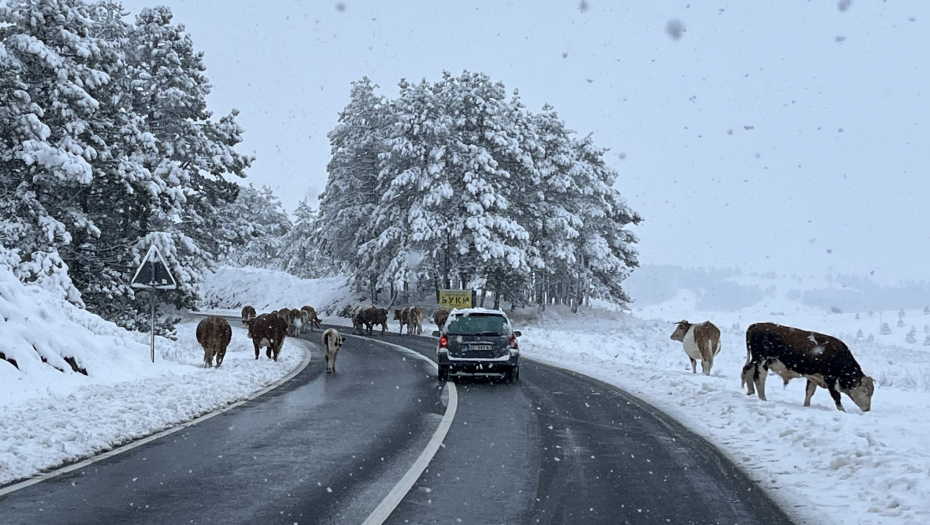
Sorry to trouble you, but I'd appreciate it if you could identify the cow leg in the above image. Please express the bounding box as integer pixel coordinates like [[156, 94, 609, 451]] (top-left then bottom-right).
[[741, 363, 756, 395], [216, 349, 226, 368], [254, 343, 260, 360], [803, 380, 817, 407], [701, 358, 712, 376], [825, 378, 845, 411], [754, 366, 769, 401], [689, 357, 697, 374]]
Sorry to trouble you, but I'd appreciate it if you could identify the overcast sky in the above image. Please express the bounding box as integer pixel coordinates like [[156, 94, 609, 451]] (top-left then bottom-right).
[[117, 0, 929, 284]]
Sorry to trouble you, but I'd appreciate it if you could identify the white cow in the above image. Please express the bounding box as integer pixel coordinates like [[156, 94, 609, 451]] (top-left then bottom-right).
[[322, 328, 347, 373], [670, 320, 722, 375]]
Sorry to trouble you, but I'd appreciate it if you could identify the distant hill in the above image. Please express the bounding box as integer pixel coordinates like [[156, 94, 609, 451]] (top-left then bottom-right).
[[625, 264, 930, 313]]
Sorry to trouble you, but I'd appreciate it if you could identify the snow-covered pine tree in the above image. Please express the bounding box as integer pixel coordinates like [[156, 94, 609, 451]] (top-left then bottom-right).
[[219, 184, 292, 269], [518, 105, 585, 309], [906, 326, 917, 344], [0, 0, 119, 306], [369, 72, 537, 307], [318, 77, 393, 293], [123, 6, 252, 318], [280, 200, 336, 279], [565, 134, 642, 309]]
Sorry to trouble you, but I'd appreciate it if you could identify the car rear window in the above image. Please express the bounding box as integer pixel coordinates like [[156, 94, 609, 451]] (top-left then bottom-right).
[[446, 314, 508, 336]]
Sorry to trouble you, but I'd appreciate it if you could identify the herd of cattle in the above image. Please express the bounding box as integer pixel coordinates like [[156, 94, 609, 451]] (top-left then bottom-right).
[[670, 320, 875, 412], [193, 304, 456, 374], [198, 306, 874, 414]]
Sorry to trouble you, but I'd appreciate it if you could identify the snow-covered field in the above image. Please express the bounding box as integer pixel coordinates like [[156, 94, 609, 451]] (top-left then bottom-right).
[[3, 265, 930, 524]]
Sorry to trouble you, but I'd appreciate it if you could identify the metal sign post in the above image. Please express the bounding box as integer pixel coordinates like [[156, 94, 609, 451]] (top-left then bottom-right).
[[131, 245, 178, 363]]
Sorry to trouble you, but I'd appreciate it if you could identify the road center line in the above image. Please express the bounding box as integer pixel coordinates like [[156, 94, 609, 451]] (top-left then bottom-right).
[[351, 335, 459, 525]]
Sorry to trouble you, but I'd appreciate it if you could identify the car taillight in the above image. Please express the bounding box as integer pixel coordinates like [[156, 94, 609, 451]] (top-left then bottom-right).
[[439, 334, 448, 348], [509, 334, 518, 350]]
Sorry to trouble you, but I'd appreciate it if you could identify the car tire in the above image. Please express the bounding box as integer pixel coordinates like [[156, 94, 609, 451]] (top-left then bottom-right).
[[506, 365, 520, 383], [438, 365, 449, 382]]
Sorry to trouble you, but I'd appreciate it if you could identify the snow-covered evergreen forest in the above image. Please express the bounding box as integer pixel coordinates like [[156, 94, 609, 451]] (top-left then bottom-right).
[[0, 0, 253, 333], [0, 0, 642, 335]]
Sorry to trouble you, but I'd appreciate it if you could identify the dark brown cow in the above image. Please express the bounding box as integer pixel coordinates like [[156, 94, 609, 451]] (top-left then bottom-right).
[[670, 320, 722, 375], [741, 322, 875, 412], [247, 312, 288, 362], [349, 304, 375, 334], [322, 328, 347, 373], [433, 307, 452, 331], [241, 305, 256, 327], [355, 307, 388, 335], [196, 316, 232, 368], [300, 305, 323, 332]]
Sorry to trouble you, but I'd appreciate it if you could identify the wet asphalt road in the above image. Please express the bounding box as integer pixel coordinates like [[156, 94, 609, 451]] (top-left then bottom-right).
[[0, 326, 442, 525], [0, 324, 796, 525]]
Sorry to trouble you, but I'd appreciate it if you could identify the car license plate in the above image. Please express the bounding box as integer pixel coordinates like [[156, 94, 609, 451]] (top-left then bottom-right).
[[468, 344, 492, 351]]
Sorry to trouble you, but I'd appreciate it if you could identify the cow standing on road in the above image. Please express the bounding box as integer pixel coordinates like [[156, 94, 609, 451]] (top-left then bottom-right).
[[322, 328, 347, 373], [196, 316, 232, 368], [670, 320, 722, 375], [741, 322, 875, 412]]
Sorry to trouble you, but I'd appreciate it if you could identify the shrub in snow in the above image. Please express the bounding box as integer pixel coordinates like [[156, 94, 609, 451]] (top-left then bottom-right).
[[897, 318, 906, 328], [856, 328, 864, 340], [906, 327, 917, 344], [881, 322, 892, 335], [925, 335, 930, 346]]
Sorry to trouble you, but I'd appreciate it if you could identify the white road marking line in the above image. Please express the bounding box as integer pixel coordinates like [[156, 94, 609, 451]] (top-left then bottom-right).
[[0, 339, 314, 497], [353, 335, 458, 525]]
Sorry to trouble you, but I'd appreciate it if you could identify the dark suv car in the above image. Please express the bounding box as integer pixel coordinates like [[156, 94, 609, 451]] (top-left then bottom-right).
[[433, 308, 521, 382]]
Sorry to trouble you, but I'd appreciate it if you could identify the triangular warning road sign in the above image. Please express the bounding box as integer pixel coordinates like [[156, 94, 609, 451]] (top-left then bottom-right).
[[131, 245, 178, 290]]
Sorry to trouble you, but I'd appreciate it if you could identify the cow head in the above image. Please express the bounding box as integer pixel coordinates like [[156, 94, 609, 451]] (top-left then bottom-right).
[[670, 320, 692, 342], [393, 309, 403, 320], [840, 375, 875, 412]]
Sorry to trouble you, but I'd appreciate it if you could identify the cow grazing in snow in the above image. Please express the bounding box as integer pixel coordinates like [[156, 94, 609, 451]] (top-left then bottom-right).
[[241, 305, 256, 326], [300, 305, 322, 333], [247, 312, 288, 362], [741, 322, 875, 412], [321, 328, 347, 373], [670, 320, 722, 375], [196, 316, 232, 368]]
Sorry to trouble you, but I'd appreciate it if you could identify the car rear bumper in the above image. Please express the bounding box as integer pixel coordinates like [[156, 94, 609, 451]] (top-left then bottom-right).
[[438, 353, 519, 375]]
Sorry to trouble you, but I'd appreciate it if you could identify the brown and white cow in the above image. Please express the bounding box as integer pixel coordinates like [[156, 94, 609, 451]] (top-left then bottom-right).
[[393, 308, 411, 335], [241, 305, 256, 327], [670, 320, 722, 375], [196, 316, 232, 368], [283, 308, 304, 337], [321, 328, 347, 373], [409, 306, 426, 335], [741, 322, 875, 412], [300, 305, 322, 333], [247, 312, 288, 362]]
